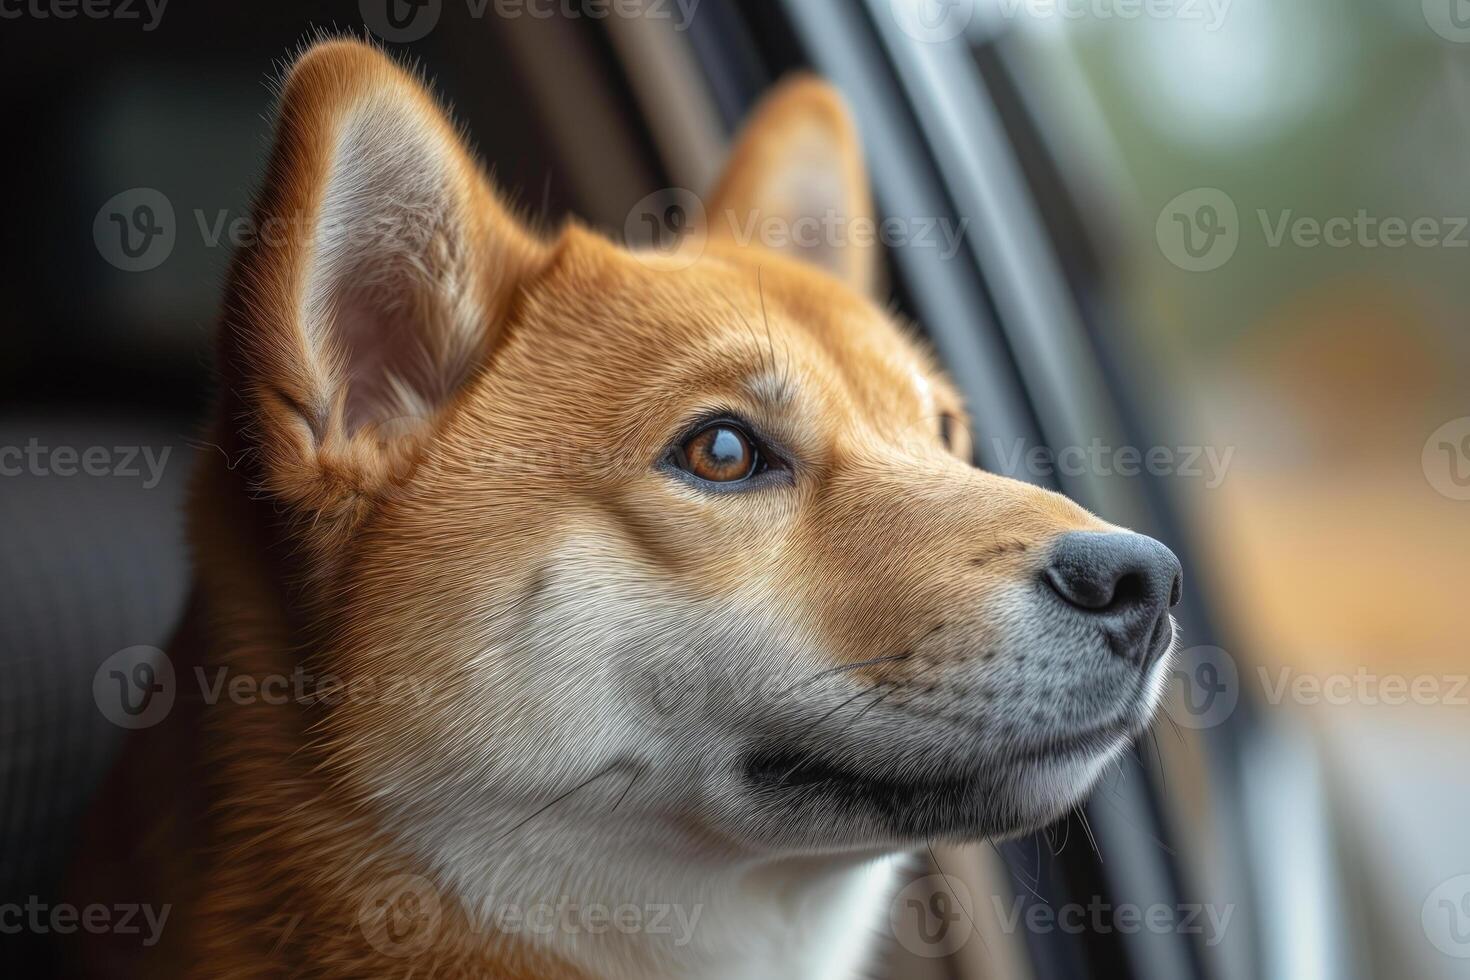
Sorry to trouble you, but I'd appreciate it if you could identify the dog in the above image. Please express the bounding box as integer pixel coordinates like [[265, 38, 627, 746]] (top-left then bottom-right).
[[73, 38, 1181, 979]]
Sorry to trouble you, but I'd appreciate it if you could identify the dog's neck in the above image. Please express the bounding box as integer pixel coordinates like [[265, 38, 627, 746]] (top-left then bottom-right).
[[438, 823, 898, 979], [184, 446, 899, 979], [401, 797, 901, 980]]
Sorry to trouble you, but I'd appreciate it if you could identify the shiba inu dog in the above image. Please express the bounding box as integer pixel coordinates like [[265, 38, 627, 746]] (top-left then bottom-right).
[[76, 38, 1181, 980]]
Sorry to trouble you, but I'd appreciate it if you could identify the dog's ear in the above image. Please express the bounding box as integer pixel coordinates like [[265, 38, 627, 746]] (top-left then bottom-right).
[[221, 40, 545, 559], [705, 75, 876, 295]]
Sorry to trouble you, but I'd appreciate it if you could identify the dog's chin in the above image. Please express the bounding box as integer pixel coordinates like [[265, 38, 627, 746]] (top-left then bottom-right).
[[741, 737, 1130, 846], [724, 704, 1154, 852]]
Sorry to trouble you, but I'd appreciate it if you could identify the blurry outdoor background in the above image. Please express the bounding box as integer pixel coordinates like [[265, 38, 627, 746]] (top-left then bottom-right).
[[988, 0, 1470, 975]]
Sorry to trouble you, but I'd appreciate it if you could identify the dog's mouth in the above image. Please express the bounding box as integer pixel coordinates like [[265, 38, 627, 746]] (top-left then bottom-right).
[[736, 703, 1151, 842], [740, 748, 984, 833], [744, 749, 976, 795], [742, 713, 1136, 792]]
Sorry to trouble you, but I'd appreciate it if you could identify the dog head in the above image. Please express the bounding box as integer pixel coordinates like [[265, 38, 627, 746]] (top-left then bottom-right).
[[222, 40, 1180, 862]]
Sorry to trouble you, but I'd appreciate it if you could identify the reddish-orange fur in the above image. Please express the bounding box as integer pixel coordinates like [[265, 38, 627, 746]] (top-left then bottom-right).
[[72, 39, 1107, 978]]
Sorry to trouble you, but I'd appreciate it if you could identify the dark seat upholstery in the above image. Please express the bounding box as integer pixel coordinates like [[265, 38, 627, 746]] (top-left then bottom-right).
[[0, 415, 191, 968]]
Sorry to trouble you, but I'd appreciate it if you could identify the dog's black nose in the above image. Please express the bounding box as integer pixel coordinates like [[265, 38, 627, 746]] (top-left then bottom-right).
[[1043, 531, 1182, 666]]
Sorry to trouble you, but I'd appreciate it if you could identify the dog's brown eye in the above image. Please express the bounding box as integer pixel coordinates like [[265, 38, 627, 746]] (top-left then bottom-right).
[[676, 423, 759, 483]]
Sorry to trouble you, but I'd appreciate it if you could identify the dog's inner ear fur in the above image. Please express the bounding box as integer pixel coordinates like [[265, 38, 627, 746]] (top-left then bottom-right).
[[305, 109, 484, 432], [226, 43, 544, 552], [705, 76, 876, 296]]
